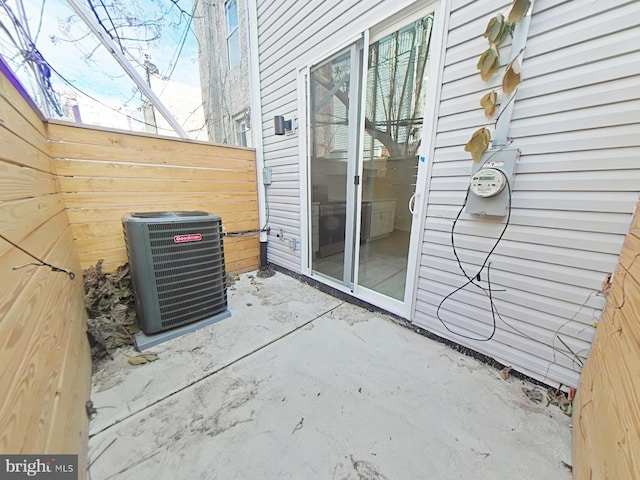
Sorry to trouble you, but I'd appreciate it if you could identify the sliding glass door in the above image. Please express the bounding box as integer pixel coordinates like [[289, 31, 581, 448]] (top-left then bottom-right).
[[357, 15, 434, 300], [307, 11, 435, 306], [308, 43, 362, 286]]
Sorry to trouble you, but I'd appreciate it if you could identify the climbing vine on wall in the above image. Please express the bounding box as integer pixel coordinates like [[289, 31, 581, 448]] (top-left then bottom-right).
[[464, 0, 531, 161]]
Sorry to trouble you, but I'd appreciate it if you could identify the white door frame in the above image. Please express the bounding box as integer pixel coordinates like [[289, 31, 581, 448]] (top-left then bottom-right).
[[298, 0, 450, 319]]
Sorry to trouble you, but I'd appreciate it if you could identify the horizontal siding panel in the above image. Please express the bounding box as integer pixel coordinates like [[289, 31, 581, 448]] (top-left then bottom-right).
[[446, 2, 510, 47], [438, 76, 640, 126], [418, 266, 601, 326], [415, 291, 591, 369], [427, 204, 631, 235], [421, 241, 603, 291], [427, 190, 638, 213], [53, 159, 257, 182], [517, 51, 640, 102], [267, 244, 301, 273], [423, 228, 619, 273], [511, 110, 640, 151], [416, 277, 599, 341], [428, 169, 640, 192], [527, 0, 622, 39], [412, 303, 581, 387], [512, 76, 640, 120], [524, 29, 640, 81], [430, 149, 640, 177], [448, 0, 510, 34], [525, 2, 640, 60], [435, 124, 639, 151], [263, 156, 300, 168], [424, 214, 628, 254], [259, 1, 332, 60]]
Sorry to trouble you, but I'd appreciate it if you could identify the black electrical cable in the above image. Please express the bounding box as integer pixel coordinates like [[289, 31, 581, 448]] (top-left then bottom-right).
[[0, 233, 75, 280], [438, 176, 589, 370], [436, 177, 512, 342]]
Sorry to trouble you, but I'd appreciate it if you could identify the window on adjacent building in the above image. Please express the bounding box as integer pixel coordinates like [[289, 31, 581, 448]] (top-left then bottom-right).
[[236, 118, 249, 147], [225, 0, 240, 68]]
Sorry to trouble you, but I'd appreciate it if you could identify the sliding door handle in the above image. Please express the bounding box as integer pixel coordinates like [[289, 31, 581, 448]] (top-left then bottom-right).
[[408, 193, 418, 215]]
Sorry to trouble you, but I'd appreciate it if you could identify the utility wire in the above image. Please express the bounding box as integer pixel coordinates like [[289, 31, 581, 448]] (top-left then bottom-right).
[[46, 61, 174, 132], [437, 175, 586, 372], [1, 233, 75, 280], [159, 0, 199, 97], [33, 0, 46, 43]]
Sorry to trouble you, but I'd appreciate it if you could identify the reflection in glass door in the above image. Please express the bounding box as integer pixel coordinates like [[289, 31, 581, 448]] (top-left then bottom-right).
[[309, 44, 361, 286], [307, 13, 435, 304], [357, 15, 434, 301]]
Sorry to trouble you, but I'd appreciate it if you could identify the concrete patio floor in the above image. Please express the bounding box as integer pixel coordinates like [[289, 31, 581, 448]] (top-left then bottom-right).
[[87, 271, 572, 480]]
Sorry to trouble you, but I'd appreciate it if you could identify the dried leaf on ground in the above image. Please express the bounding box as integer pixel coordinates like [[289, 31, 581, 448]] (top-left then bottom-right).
[[480, 91, 498, 117], [128, 353, 159, 365], [84, 260, 139, 366], [523, 387, 544, 403], [477, 44, 500, 82], [464, 127, 491, 162], [500, 366, 512, 380], [508, 0, 531, 24]]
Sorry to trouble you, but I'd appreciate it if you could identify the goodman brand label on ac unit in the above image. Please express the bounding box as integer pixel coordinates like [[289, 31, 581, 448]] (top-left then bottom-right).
[[173, 233, 203, 243]]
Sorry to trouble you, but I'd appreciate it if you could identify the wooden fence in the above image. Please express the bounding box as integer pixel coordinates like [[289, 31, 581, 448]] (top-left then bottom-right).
[[48, 121, 260, 274], [1, 63, 259, 474], [0, 71, 90, 461], [574, 202, 640, 479]]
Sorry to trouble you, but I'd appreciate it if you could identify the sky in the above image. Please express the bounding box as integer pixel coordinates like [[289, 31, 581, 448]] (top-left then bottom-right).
[[0, 0, 202, 131]]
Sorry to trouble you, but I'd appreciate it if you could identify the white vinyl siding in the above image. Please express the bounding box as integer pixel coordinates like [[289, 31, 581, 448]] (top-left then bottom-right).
[[414, 0, 640, 388], [256, 0, 399, 272], [255, 0, 640, 388]]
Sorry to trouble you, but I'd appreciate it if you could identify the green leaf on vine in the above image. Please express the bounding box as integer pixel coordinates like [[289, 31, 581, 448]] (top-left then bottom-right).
[[508, 0, 531, 24], [465, 128, 491, 162], [477, 44, 500, 82], [480, 91, 498, 117]]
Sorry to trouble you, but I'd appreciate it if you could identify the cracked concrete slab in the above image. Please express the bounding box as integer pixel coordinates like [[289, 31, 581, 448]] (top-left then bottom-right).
[[87, 272, 571, 480]]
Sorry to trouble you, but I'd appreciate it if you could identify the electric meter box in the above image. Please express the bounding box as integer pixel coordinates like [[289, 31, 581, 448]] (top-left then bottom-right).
[[465, 148, 520, 216]]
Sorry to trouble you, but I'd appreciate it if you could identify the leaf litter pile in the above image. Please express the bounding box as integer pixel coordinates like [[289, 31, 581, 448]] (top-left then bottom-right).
[[84, 260, 140, 365]]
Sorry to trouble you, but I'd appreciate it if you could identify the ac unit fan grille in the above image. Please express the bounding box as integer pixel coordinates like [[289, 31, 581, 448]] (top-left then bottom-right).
[[147, 220, 227, 328]]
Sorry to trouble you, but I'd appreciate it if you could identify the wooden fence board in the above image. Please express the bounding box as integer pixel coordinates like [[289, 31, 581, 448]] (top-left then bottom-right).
[[53, 159, 257, 182], [0, 96, 49, 154], [65, 202, 258, 225], [58, 176, 257, 194], [0, 126, 52, 172], [47, 121, 255, 160], [0, 161, 59, 201], [0, 194, 66, 258], [0, 71, 46, 137], [574, 202, 640, 479], [0, 69, 89, 465], [49, 140, 255, 170], [63, 192, 257, 208], [0, 230, 78, 452]]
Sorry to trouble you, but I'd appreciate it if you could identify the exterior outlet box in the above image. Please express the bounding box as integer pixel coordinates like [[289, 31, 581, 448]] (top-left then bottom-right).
[[465, 148, 520, 216], [263, 167, 273, 185]]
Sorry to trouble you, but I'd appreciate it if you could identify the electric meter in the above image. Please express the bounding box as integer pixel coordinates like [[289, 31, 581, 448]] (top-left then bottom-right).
[[469, 168, 507, 198]]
